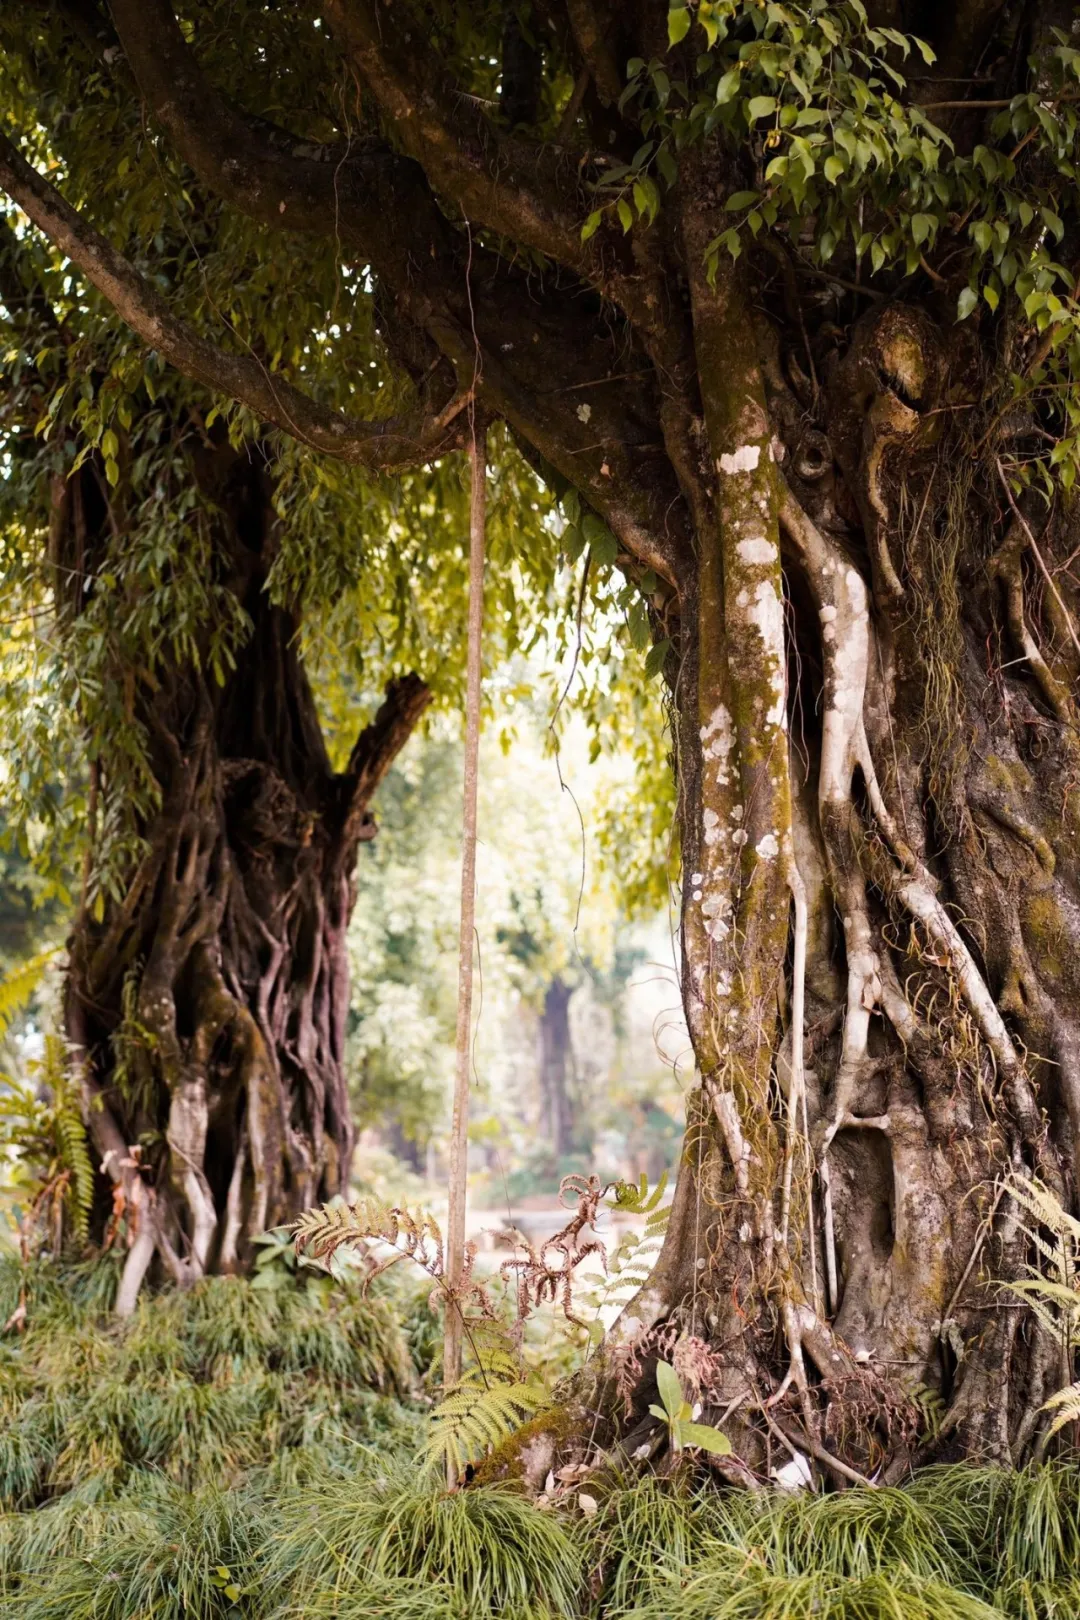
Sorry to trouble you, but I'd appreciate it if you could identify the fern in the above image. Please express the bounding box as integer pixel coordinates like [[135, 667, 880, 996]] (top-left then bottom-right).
[[609, 1169, 669, 1223], [0, 948, 59, 1040], [0, 1033, 93, 1252], [575, 1174, 670, 1341], [1003, 1174, 1080, 1436], [1040, 1382, 1080, 1437], [423, 1377, 549, 1476]]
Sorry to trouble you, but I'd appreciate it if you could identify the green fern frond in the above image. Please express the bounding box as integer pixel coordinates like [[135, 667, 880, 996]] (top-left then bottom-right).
[[0, 1033, 94, 1252], [608, 1170, 668, 1219], [423, 1378, 548, 1475], [0, 948, 59, 1039], [54, 1098, 94, 1247]]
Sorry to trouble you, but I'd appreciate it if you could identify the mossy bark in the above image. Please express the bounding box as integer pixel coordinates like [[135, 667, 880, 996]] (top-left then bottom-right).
[[509, 259, 1080, 1484]]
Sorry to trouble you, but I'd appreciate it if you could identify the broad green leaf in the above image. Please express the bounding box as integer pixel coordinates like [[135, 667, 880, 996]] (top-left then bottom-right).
[[956, 286, 978, 321], [645, 637, 672, 678], [590, 528, 620, 567], [667, 6, 691, 45], [680, 1421, 732, 1455], [655, 1359, 683, 1420]]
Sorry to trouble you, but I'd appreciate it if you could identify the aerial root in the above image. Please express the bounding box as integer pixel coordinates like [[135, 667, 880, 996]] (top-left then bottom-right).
[[990, 518, 1075, 726], [771, 1301, 874, 1488]]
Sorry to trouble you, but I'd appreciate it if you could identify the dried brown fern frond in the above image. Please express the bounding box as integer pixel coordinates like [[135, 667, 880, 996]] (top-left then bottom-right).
[[499, 1173, 610, 1330]]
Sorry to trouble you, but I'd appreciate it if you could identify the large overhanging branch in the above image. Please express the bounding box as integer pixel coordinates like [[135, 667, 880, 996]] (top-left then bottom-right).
[[322, 0, 665, 332], [0, 132, 472, 470], [324, 0, 591, 274], [106, 0, 424, 253]]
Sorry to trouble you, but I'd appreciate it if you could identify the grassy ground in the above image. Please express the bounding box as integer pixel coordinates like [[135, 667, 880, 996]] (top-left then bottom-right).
[[2, 1257, 1080, 1618]]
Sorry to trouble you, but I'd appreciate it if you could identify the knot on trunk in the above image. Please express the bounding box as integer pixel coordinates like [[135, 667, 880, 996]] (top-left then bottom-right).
[[222, 759, 313, 854]]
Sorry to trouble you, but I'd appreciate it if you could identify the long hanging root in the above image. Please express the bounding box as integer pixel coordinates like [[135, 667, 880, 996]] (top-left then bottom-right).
[[777, 476, 1055, 1357], [990, 519, 1076, 727]]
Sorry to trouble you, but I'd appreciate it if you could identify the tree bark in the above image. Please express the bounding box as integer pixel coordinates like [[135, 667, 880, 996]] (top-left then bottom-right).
[[57, 437, 429, 1301], [538, 978, 575, 1163], [535, 268, 1080, 1479]]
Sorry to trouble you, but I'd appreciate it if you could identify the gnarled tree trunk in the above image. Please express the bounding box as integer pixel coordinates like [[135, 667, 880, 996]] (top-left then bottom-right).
[[58, 438, 428, 1310], [521, 263, 1080, 1483]]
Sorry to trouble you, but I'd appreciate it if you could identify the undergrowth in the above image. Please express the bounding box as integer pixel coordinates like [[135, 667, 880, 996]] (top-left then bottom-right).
[[4, 1259, 1080, 1617], [0, 1253, 418, 1508]]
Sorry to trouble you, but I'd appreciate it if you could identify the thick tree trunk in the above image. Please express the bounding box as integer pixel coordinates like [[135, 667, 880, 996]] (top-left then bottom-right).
[[502, 266, 1080, 1486], [57, 440, 428, 1306], [538, 977, 574, 1163]]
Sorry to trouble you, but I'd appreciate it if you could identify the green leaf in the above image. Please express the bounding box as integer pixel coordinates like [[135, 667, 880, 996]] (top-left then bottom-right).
[[911, 212, 935, 246], [715, 68, 741, 105], [589, 528, 619, 567], [563, 524, 586, 563], [956, 286, 978, 321], [823, 154, 845, 183], [667, 6, 691, 45], [644, 638, 671, 678], [747, 96, 777, 122], [617, 197, 634, 234], [724, 190, 760, 211], [656, 146, 678, 188], [680, 1421, 732, 1455], [581, 209, 603, 243], [655, 1359, 683, 1421]]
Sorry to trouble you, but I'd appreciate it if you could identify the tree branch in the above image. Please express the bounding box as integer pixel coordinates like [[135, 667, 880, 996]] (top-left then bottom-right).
[[338, 671, 431, 841], [324, 0, 596, 277], [0, 131, 470, 469], [106, 0, 424, 251], [562, 0, 623, 107]]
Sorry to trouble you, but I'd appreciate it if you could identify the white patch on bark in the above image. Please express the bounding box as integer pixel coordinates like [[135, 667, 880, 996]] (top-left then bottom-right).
[[700, 703, 734, 785], [737, 535, 777, 567], [701, 889, 733, 941], [756, 831, 780, 860], [718, 443, 761, 475], [750, 579, 785, 664]]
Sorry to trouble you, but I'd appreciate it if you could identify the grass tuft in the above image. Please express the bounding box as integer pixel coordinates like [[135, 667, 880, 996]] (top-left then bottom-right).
[[258, 1461, 581, 1619]]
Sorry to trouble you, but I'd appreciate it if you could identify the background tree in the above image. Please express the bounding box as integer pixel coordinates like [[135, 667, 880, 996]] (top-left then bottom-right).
[[6, 0, 1080, 1468]]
